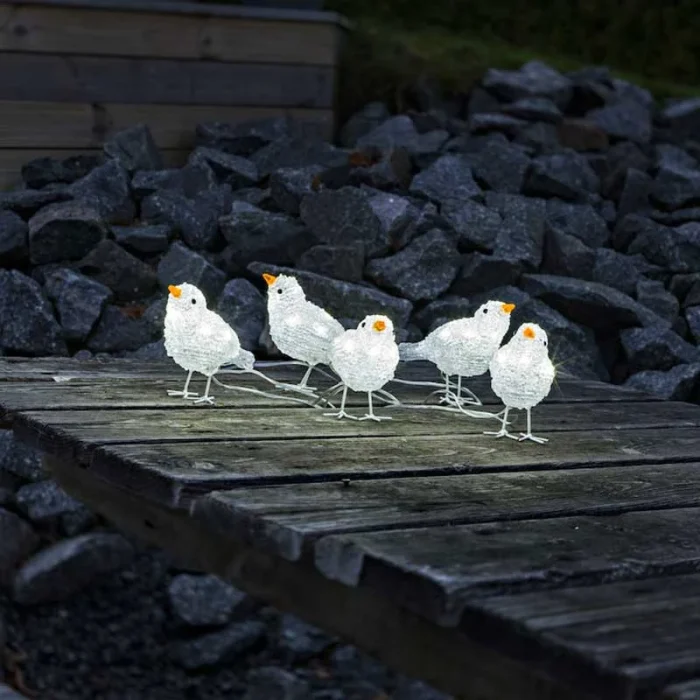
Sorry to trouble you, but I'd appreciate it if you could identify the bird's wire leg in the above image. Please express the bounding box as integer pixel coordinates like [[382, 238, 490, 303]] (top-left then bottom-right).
[[484, 407, 519, 439], [312, 381, 344, 409], [167, 369, 198, 399], [518, 408, 549, 444], [273, 362, 321, 396], [455, 376, 482, 406], [193, 375, 215, 404], [211, 376, 320, 407], [359, 391, 392, 421], [323, 384, 357, 420]]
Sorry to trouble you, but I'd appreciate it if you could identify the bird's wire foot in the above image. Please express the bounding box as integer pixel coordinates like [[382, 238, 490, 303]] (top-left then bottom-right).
[[518, 432, 549, 444], [484, 428, 519, 439], [358, 413, 392, 422], [167, 390, 198, 399], [193, 396, 215, 405], [323, 410, 358, 421]]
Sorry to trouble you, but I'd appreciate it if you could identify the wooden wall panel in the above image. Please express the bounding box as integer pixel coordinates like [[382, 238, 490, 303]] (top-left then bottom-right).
[[0, 101, 334, 149], [0, 2, 342, 65], [0, 53, 335, 108]]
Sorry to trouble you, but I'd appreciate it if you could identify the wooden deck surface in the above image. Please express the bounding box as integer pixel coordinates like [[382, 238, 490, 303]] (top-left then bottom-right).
[[2, 357, 700, 700]]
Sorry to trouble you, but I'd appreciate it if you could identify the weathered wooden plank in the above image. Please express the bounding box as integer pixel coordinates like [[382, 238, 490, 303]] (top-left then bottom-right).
[[477, 575, 700, 699], [0, 101, 333, 148], [0, 357, 658, 404], [662, 680, 700, 700], [0, 3, 342, 65], [0, 374, 659, 418], [7, 0, 351, 27], [76, 427, 700, 507], [45, 454, 588, 700], [0, 53, 335, 108], [194, 462, 700, 561], [12, 400, 700, 459], [0, 147, 186, 189], [311, 508, 700, 626]]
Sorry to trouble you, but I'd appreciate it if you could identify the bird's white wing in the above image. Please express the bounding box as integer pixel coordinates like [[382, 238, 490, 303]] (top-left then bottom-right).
[[305, 302, 344, 338], [200, 310, 240, 355]]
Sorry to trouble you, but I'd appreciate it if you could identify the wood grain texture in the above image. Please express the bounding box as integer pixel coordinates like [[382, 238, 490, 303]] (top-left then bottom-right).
[[11, 400, 700, 460], [0, 357, 658, 402], [0, 147, 186, 189], [312, 508, 700, 625], [51, 426, 700, 507], [46, 454, 585, 700], [6, 0, 351, 27], [0, 3, 342, 65], [477, 575, 700, 699], [0, 101, 333, 148], [192, 463, 700, 560], [0, 373, 658, 417], [0, 53, 334, 108]]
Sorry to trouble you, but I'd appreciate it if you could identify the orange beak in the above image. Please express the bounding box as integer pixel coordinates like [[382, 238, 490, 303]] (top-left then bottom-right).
[[263, 273, 277, 287], [523, 326, 535, 339], [502, 303, 515, 314], [373, 319, 386, 332], [168, 285, 182, 298]]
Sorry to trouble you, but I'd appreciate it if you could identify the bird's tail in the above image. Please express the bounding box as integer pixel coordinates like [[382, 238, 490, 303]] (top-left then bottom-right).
[[232, 348, 255, 371], [399, 340, 427, 362]]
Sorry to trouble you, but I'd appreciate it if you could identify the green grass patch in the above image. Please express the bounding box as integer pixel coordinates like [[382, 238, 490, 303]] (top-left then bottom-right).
[[335, 17, 700, 120]]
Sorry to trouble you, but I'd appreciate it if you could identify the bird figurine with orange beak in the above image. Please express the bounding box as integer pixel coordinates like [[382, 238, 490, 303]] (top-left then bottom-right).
[[262, 272, 344, 390], [486, 322, 555, 443], [399, 300, 515, 407], [326, 314, 400, 421], [164, 282, 253, 404]]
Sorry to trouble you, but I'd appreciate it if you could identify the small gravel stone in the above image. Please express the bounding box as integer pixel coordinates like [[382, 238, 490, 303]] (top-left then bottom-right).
[[365, 229, 460, 302], [171, 620, 266, 670], [45, 268, 113, 343], [0, 270, 67, 356], [0, 508, 38, 586], [157, 242, 226, 303], [243, 667, 309, 700], [168, 574, 249, 628], [13, 533, 134, 605], [216, 278, 266, 351]]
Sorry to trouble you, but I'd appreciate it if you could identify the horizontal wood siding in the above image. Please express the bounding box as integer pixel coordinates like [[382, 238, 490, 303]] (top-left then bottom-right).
[[0, 0, 344, 189], [0, 53, 335, 108], [0, 99, 332, 146], [0, 2, 342, 65]]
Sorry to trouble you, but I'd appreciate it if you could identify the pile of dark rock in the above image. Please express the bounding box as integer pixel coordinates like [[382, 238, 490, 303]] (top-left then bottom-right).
[[4, 62, 700, 399], [5, 57, 700, 697]]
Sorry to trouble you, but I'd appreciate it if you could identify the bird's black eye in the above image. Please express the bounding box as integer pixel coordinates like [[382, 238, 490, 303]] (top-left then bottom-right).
[[191, 298, 197, 305], [361, 321, 366, 328], [276, 288, 283, 295], [483, 308, 488, 314], [543, 340, 547, 347]]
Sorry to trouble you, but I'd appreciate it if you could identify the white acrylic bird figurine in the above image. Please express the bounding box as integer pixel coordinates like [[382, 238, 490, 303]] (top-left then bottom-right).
[[263, 272, 344, 390], [486, 322, 555, 443], [399, 300, 515, 406], [164, 282, 253, 404], [327, 314, 400, 421]]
